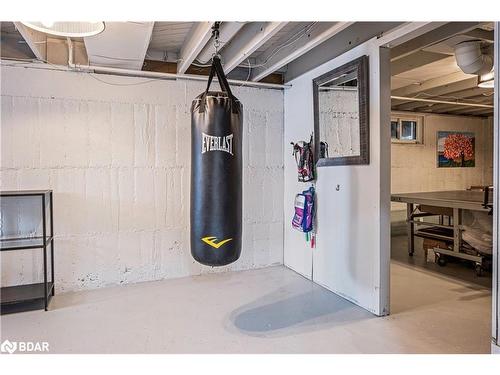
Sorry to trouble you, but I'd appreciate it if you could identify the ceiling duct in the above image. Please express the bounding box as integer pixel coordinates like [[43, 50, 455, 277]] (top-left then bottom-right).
[[454, 40, 493, 75]]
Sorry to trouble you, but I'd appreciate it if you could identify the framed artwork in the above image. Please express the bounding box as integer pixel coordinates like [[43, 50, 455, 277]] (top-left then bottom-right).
[[437, 131, 475, 168]]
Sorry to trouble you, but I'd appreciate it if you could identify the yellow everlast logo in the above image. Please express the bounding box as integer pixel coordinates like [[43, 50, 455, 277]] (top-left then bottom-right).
[[201, 236, 233, 249]]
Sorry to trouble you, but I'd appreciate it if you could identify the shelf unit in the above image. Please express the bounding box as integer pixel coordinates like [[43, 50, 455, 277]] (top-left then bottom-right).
[[0, 190, 55, 314]]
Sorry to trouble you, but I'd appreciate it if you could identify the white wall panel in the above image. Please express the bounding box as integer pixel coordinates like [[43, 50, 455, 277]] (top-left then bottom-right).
[[284, 40, 391, 315]]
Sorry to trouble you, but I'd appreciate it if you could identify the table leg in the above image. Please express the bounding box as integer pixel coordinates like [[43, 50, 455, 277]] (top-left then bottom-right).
[[407, 203, 414, 256], [453, 208, 461, 253]]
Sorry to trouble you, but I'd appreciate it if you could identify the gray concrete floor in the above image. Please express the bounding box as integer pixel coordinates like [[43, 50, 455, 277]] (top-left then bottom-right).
[[0, 260, 492, 353], [391, 234, 492, 289]]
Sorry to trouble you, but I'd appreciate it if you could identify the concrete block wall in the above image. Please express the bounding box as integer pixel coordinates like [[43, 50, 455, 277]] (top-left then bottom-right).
[[319, 89, 360, 157], [391, 112, 494, 213], [0, 65, 284, 292]]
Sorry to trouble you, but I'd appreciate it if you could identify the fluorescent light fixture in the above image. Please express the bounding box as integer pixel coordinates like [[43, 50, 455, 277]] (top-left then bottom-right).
[[20, 22, 105, 38], [478, 69, 494, 88]]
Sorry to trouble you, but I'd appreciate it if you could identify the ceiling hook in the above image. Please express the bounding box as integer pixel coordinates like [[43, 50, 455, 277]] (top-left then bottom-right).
[[212, 22, 222, 59]]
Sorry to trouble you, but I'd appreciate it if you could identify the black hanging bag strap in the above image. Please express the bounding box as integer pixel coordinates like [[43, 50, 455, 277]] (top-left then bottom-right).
[[199, 56, 237, 113]]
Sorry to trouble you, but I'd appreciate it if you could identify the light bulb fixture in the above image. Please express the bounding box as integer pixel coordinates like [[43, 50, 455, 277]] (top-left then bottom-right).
[[20, 22, 105, 38], [478, 69, 494, 88]]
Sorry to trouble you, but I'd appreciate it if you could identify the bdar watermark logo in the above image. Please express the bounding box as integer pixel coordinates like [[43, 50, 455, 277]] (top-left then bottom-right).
[[0, 340, 17, 354], [1, 339, 49, 354]]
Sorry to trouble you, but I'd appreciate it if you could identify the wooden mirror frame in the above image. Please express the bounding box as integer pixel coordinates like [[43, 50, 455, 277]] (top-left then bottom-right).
[[313, 55, 370, 167]]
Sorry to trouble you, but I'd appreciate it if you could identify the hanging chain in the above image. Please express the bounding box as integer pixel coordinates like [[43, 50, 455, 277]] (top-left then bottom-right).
[[212, 22, 221, 58]]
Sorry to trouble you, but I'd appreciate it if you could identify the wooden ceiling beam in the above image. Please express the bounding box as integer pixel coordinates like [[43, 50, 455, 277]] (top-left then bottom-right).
[[446, 106, 494, 115], [250, 22, 353, 82], [462, 28, 494, 42], [13, 22, 46, 61], [177, 22, 214, 74], [285, 22, 402, 82], [391, 22, 486, 60], [392, 100, 433, 111], [392, 72, 477, 97], [142, 59, 284, 84], [391, 50, 450, 75], [220, 22, 288, 74], [393, 87, 493, 111]]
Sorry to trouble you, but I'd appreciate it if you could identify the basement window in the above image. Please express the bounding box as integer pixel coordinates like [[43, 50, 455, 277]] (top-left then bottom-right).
[[391, 114, 423, 144]]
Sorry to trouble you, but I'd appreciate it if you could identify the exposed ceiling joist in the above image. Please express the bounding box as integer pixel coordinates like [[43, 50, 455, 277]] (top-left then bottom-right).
[[250, 22, 353, 82], [391, 72, 477, 97], [392, 87, 492, 111], [196, 22, 246, 64], [13, 22, 46, 61], [421, 104, 467, 113], [377, 22, 445, 48], [1, 32, 36, 60], [448, 106, 494, 115], [441, 87, 492, 100], [393, 100, 435, 111], [462, 28, 494, 42], [177, 22, 214, 74], [397, 98, 492, 113], [409, 98, 492, 113], [220, 22, 288, 74], [391, 50, 450, 75], [391, 22, 486, 60], [391, 96, 493, 109], [284, 22, 402, 83], [391, 100, 413, 110], [142, 59, 284, 84]]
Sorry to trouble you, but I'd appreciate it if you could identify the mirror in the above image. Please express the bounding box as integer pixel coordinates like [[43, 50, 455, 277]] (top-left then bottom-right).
[[313, 55, 369, 166]]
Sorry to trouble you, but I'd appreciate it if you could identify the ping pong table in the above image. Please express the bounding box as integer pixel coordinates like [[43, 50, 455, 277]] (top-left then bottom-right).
[[391, 189, 493, 274]]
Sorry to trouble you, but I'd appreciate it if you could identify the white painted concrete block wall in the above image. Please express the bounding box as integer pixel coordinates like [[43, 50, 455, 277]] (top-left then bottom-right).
[[319, 89, 360, 158], [391, 113, 493, 212], [390, 113, 494, 228], [0, 65, 284, 292]]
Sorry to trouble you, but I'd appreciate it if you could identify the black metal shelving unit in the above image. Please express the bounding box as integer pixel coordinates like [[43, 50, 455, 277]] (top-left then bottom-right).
[[0, 190, 55, 314]]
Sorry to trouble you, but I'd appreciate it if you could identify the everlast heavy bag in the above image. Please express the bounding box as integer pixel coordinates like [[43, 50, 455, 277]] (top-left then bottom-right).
[[190, 56, 243, 266]]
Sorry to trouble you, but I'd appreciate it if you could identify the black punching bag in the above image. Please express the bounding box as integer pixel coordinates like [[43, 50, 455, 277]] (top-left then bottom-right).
[[190, 56, 243, 266]]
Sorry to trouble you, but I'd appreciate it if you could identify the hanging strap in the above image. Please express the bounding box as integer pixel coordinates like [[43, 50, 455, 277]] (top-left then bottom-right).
[[199, 56, 236, 113]]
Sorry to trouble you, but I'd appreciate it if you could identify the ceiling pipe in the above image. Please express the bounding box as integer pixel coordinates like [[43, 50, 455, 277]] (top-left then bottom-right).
[[196, 22, 246, 64], [30, 38, 291, 90], [59, 36, 288, 89], [66, 63, 288, 89], [391, 95, 493, 109], [1, 58, 289, 90]]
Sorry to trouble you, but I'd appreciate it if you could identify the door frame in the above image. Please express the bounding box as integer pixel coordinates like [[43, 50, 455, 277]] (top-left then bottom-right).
[[378, 22, 499, 352], [492, 22, 499, 352]]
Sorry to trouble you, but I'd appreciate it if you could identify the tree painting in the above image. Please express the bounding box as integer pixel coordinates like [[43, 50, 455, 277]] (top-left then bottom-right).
[[437, 131, 475, 168]]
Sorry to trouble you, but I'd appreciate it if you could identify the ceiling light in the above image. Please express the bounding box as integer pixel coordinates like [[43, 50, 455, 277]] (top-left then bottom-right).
[[40, 21, 55, 28], [20, 22, 105, 38], [478, 69, 494, 88]]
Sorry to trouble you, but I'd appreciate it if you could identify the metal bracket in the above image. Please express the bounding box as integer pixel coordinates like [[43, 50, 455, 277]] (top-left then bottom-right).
[[212, 22, 222, 58]]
